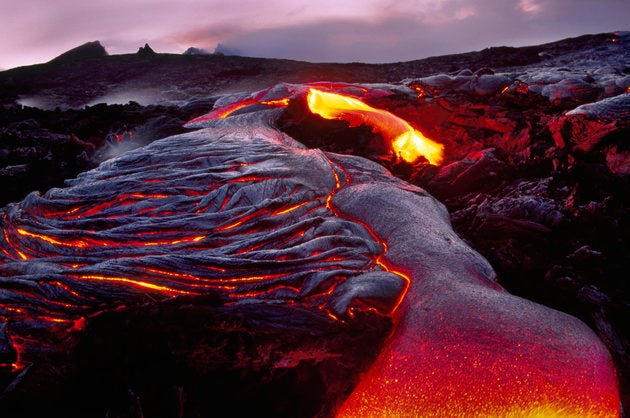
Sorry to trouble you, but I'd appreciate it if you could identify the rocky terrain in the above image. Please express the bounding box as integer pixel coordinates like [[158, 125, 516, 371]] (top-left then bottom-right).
[[0, 32, 628, 415]]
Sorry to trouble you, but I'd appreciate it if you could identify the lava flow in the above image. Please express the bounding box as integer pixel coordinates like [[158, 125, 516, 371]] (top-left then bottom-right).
[[306, 88, 444, 165], [0, 82, 621, 417], [186, 83, 444, 166], [328, 171, 620, 417], [0, 117, 406, 374]]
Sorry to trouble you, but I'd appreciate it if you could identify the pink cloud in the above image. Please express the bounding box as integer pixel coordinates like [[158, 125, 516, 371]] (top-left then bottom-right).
[[519, 0, 543, 14]]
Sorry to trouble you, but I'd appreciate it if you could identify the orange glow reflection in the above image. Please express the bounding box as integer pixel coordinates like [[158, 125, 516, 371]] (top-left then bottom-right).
[[307, 88, 444, 165]]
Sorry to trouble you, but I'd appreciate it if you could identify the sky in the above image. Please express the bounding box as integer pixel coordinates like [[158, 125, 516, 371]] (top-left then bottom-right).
[[1, 0, 628, 70]]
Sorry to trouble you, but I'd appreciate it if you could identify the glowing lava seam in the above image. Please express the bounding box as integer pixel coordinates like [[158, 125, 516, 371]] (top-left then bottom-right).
[[0, 122, 407, 381]]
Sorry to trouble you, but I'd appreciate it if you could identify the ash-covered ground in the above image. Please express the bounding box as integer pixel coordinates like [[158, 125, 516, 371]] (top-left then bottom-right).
[[1, 31, 628, 414]]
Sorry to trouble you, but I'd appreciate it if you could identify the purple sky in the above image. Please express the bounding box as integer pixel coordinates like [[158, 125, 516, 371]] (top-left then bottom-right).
[[1, 0, 628, 70]]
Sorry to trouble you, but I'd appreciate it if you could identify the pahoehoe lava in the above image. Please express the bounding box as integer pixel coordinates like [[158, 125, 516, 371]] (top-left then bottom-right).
[[0, 85, 622, 416]]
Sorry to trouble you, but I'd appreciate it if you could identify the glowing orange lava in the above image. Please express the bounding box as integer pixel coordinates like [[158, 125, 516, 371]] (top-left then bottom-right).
[[307, 88, 444, 165], [184, 84, 444, 166], [335, 262, 620, 418], [337, 330, 620, 418]]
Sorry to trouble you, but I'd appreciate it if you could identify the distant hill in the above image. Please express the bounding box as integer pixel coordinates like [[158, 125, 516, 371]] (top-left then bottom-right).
[[214, 43, 243, 56], [50, 41, 108, 63], [183, 47, 212, 56]]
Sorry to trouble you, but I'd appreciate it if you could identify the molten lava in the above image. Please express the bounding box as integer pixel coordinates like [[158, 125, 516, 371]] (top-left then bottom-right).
[[0, 121, 407, 376], [186, 84, 444, 165], [307, 88, 444, 165]]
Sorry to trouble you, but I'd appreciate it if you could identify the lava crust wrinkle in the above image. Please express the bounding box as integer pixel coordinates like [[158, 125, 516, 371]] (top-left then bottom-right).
[[0, 102, 621, 416]]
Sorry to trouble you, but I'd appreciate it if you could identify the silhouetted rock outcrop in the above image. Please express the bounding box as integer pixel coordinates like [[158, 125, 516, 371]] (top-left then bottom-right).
[[50, 41, 108, 63], [137, 43, 156, 55]]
